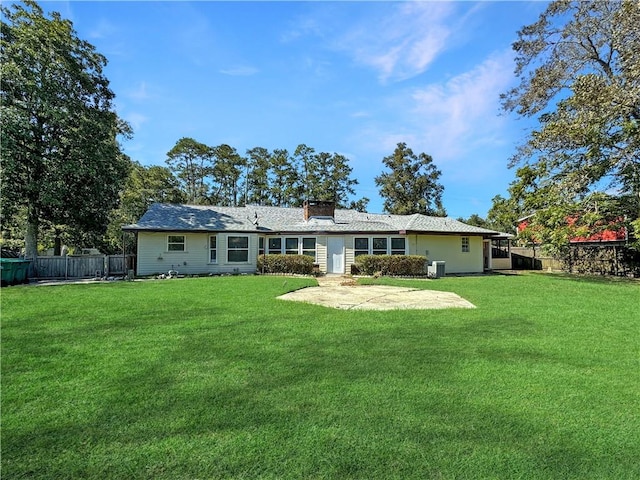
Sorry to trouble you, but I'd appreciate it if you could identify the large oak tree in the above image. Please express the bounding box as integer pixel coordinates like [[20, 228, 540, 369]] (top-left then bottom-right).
[[501, 0, 640, 247], [1, 1, 131, 260]]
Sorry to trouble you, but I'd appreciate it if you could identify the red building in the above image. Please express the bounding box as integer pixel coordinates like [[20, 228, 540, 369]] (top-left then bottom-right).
[[517, 216, 627, 245]]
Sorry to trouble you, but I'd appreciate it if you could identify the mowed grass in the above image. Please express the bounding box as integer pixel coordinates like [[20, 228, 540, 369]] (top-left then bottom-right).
[[1, 273, 638, 479]]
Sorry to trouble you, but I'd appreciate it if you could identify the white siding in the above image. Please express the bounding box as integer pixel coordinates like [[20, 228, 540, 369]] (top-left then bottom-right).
[[137, 232, 486, 275], [136, 232, 258, 276], [316, 236, 328, 272], [344, 235, 355, 268], [342, 234, 485, 274]]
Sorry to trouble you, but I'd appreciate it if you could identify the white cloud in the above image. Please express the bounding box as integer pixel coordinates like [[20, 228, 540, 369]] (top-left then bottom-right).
[[124, 112, 149, 132], [408, 49, 515, 159], [175, 9, 218, 68], [351, 49, 515, 167], [88, 18, 118, 40], [219, 65, 259, 76], [280, 15, 323, 43], [336, 2, 455, 83], [82, 15, 128, 57], [127, 82, 151, 102]]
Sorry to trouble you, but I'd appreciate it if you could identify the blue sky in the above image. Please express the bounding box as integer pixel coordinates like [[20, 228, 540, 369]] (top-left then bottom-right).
[[43, 1, 547, 218]]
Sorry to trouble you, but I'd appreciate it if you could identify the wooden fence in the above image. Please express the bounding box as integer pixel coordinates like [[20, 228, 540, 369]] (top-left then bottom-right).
[[509, 245, 639, 276], [510, 248, 563, 271], [33, 255, 135, 279]]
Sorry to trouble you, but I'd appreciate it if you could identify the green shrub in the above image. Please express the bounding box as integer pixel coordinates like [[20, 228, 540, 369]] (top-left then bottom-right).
[[257, 254, 314, 275], [354, 255, 427, 276]]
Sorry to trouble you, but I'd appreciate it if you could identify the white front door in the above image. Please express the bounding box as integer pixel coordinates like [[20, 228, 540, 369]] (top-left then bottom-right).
[[327, 237, 345, 274]]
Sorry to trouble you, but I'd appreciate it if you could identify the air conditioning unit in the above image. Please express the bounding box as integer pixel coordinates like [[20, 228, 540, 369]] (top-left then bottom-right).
[[428, 261, 445, 279]]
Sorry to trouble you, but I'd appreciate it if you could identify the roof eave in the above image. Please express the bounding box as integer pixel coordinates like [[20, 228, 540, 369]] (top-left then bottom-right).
[[404, 230, 499, 237], [123, 225, 501, 237], [121, 227, 260, 234]]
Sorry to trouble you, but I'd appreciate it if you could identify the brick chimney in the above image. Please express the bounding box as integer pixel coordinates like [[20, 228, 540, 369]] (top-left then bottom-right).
[[303, 200, 335, 220]]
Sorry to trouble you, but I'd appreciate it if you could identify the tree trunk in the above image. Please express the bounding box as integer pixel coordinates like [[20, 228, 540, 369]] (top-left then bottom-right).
[[25, 204, 39, 277], [54, 228, 62, 256]]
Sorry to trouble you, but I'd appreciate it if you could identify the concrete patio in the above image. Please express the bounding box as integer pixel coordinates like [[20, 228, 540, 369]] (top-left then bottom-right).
[[278, 275, 476, 311]]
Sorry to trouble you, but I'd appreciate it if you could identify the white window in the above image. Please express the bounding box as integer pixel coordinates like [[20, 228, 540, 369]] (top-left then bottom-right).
[[462, 237, 470, 253], [265, 236, 316, 258], [354, 237, 406, 255], [285, 237, 298, 255], [258, 237, 265, 256], [391, 238, 406, 255], [354, 238, 369, 257], [372, 237, 388, 255], [227, 236, 249, 263], [167, 235, 185, 252], [209, 235, 217, 263], [302, 237, 316, 259], [267, 237, 281, 254]]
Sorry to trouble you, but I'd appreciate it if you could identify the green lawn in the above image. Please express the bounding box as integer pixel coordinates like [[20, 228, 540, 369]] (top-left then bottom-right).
[[1, 274, 638, 479]]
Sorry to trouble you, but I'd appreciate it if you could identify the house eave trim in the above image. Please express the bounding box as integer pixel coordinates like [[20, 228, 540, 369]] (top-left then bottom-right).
[[121, 227, 262, 234]]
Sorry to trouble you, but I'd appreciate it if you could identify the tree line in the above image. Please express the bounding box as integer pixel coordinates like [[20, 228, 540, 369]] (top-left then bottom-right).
[[163, 138, 367, 210], [162, 137, 445, 215], [103, 141, 444, 254]]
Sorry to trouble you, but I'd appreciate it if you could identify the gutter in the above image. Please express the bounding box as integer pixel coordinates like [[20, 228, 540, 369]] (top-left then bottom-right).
[[123, 226, 502, 237]]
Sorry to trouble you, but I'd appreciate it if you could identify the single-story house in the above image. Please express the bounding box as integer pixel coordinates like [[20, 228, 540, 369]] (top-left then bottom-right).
[[123, 201, 503, 276]]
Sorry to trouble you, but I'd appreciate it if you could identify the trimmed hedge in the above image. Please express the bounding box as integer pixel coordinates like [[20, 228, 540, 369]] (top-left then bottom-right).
[[257, 254, 315, 275], [354, 255, 428, 276]]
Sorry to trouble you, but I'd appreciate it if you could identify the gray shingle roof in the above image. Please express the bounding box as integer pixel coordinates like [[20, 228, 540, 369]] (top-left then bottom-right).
[[123, 203, 499, 236]]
